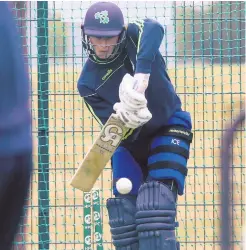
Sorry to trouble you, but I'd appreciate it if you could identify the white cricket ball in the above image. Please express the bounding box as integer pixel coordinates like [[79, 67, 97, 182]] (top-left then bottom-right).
[[116, 178, 132, 194]]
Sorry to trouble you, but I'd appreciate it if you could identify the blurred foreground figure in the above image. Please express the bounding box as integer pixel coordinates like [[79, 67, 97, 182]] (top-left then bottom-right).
[[0, 2, 32, 249], [221, 111, 245, 250]]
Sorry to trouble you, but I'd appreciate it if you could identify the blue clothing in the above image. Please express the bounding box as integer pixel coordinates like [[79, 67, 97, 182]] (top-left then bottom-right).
[[78, 18, 192, 148], [0, 153, 32, 249], [0, 2, 32, 156]]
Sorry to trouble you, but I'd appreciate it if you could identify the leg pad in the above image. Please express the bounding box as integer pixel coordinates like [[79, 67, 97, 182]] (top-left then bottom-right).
[[136, 181, 179, 250], [106, 195, 139, 250]]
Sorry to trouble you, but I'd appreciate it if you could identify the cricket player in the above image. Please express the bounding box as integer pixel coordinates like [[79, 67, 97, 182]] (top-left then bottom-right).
[[0, 2, 32, 249], [78, 2, 193, 249]]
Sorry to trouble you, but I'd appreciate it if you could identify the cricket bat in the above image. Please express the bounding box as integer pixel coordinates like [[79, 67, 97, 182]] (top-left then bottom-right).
[[70, 74, 148, 192], [69, 114, 130, 192]]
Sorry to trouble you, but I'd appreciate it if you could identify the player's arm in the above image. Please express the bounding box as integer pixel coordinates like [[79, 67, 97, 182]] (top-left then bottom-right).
[[127, 18, 164, 74], [113, 19, 164, 129], [114, 19, 164, 126]]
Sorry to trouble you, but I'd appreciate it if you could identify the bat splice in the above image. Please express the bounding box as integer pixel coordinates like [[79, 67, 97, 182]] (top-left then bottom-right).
[[70, 114, 130, 192]]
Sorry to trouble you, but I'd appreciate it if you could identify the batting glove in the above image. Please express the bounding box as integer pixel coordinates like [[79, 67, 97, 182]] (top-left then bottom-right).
[[119, 73, 150, 111], [113, 102, 152, 129]]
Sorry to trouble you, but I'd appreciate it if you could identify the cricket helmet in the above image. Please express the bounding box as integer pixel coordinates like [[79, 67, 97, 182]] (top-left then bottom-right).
[[81, 1, 126, 64]]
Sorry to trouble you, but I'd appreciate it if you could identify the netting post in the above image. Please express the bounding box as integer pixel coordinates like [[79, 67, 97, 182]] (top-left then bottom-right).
[[37, 1, 50, 249]]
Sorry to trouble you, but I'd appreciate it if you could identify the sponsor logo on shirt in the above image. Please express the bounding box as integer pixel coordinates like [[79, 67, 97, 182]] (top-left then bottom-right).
[[102, 69, 113, 81]]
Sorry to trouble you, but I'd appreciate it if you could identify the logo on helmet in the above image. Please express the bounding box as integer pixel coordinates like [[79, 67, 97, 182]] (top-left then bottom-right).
[[94, 10, 109, 24]]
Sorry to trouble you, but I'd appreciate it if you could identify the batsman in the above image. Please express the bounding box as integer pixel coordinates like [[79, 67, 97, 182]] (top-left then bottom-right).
[[78, 2, 193, 249]]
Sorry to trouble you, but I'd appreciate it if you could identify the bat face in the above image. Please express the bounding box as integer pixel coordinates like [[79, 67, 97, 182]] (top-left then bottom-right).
[[70, 115, 129, 192], [99, 121, 124, 151]]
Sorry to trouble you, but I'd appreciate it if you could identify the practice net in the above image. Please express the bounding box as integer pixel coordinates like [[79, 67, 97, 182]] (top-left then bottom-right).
[[11, 1, 245, 249]]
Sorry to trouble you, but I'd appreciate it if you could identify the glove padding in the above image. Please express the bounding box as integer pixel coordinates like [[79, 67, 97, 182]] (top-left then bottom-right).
[[119, 73, 150, 110], [113, 102, 152, 129]]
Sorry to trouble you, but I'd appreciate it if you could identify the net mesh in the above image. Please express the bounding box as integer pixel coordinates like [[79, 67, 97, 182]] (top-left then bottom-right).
[[10, 1, 245, 249]]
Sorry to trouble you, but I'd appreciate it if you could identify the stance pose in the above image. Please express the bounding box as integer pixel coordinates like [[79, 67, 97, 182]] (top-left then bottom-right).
[[78, 2, 193, 249], [0, 2, 32, 249]]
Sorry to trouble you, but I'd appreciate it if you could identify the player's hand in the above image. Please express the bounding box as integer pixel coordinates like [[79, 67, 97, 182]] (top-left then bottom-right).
[[113, 102, 152, 129], [119, 73, 150, 110]]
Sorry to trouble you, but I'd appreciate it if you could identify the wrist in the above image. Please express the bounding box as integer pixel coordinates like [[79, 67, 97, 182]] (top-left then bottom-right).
[[134, 73, 150, 83], [135, 59, 152, 74]]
